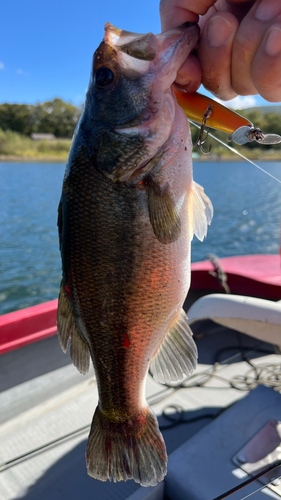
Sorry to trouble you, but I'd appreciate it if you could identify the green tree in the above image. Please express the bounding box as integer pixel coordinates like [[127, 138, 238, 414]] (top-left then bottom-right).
[[35, 99, 82, 137], [0, 103, 35, 135], [0, 99, 82, 138]]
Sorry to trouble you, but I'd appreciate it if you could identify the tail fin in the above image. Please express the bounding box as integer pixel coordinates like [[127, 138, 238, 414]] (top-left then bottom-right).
[[86, 406, 167, 487]]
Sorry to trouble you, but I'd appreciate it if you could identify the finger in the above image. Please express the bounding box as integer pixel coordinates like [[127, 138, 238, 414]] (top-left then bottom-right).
[[160, 0, 217, 31], [199, 5, 218, 32], [251, 23, 281, 101], [199, 0, 255, 28], [175, 54, 202, 92], [197, 12, 240, 100], [223, 0, 256, 23], [159, 0, 216, 91], [231, 0, 281, 96]]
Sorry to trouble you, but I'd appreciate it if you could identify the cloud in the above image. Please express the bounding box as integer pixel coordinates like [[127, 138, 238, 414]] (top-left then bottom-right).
[[16, 68, 28, 76], [215, 95, 257, 110], [0, 61, 4, 70]]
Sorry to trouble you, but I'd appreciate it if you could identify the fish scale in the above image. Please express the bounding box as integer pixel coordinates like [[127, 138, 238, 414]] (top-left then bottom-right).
[[64, 150, 153, 414]]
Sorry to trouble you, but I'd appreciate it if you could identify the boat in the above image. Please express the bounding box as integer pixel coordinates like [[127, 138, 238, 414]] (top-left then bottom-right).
[[189, 254, 281, 300], [0, 254, 281, 500]]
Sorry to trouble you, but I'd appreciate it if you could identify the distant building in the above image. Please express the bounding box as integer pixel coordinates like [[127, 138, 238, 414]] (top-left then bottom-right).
[[31, 133, 56, 141]]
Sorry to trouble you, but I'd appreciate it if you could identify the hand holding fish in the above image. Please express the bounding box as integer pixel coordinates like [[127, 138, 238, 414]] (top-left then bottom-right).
[[160, 0, 281, 102]]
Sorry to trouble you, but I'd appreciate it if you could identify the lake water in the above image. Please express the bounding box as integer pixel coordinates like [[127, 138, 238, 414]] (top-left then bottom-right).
[[0, 161, 281, 315]]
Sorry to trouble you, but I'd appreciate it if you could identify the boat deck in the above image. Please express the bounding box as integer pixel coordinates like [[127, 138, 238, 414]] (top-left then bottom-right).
[[1, 314, 280, 500]]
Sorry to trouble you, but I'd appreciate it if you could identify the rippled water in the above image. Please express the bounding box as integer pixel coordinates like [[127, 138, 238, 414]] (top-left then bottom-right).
[[192, 160, 281, 263], [0, 161, 280, 314]]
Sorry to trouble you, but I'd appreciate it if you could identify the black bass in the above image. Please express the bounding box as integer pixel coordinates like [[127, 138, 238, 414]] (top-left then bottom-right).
[[57, 21, 213, 487]]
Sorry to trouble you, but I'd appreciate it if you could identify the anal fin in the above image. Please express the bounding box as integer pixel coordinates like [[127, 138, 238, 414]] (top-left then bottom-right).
[[150, 309, 197, 384], [57, 281, 90, 375]]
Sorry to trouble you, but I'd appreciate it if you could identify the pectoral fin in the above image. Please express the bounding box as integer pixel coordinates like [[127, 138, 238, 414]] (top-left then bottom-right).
[[57, 281, 90, 375], [150, 309, 197, 384], [189, 181, 213, 241], [147, 177, 181, 244]]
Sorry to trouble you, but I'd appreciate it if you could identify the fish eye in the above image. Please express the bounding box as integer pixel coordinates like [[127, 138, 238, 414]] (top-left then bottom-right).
[[94, 67, 115, 89]]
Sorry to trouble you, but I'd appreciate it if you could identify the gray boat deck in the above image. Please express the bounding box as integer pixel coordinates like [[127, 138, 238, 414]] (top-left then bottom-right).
[[0, 318, 280, 500]]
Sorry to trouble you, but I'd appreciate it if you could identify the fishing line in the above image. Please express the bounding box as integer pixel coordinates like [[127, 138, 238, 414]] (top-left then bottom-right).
[[211, 461, 281, 500], [189, 120, 281, 186], [242, 476, 281, 500], [0, 425, 90, 473], [240, 482, 273, 500]]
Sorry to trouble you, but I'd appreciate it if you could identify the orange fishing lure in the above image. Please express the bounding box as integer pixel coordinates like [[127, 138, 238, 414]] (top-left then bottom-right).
[[174, 88, 281, 148]]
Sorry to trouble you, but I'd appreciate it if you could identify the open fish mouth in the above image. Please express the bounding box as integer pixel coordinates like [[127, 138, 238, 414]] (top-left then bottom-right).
[[110, 23, 200, 136], [104, 21, 200, 89], [90, 22, 200, 184]]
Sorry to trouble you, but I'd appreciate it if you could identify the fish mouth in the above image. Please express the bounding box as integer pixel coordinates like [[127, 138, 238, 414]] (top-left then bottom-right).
[[103, 23, 200, 183], [104, 21, 200, 86], [113, 23, 200, 133], [155, 22, 200, 91]]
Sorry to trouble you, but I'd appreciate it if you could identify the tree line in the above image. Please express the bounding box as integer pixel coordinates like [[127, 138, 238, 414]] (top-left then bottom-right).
[[0, 98, 281, 149], [0, 99, 82, 138]]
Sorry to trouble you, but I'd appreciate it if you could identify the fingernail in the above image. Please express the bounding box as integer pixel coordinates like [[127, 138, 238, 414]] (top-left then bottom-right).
[[207, 16, 232, 48], [255, 0, 281, 22], [265, 27, 281, 56]]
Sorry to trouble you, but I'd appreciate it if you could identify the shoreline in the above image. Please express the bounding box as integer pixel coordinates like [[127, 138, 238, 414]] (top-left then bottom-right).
[[1, 154, 281, 163], [194, 155, 281, 162], [0, 155, 67, 163]]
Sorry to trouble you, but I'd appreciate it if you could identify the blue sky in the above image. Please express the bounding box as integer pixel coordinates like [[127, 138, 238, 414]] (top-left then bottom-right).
[[1, 0, 280, 109]]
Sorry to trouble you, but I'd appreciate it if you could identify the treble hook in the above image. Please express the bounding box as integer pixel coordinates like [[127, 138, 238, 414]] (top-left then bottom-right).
[[192, 104, 214, 154], [228, 126, 281, 145]]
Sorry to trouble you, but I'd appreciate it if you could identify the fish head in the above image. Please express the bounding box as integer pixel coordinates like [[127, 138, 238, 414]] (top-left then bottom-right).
[[83, 22, 199, 182]]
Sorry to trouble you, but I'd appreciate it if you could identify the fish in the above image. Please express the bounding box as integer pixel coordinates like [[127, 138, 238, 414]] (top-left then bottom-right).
[[57, 21, 213, 487]]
